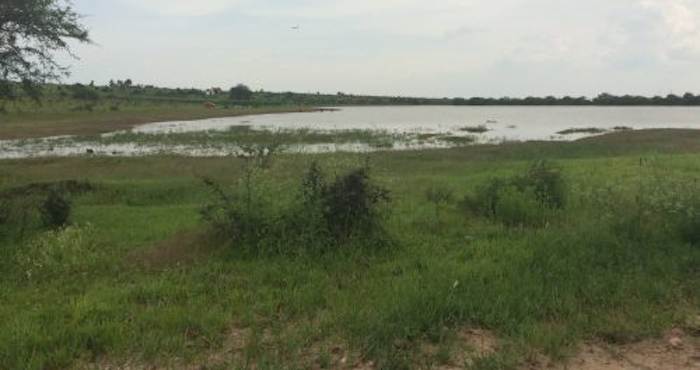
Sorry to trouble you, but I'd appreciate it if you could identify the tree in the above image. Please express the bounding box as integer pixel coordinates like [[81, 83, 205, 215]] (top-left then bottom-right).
[[69, 83, 98, 102], [229, 83, 253, 101], [0, 0, 90, 99]]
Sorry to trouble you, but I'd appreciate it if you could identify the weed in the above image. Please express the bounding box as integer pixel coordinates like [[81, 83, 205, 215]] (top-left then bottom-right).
[[15, 224, 100, 281], [585, 159, 700, 244], [425, 185, 454, 224], [463, 161, 565, 226]]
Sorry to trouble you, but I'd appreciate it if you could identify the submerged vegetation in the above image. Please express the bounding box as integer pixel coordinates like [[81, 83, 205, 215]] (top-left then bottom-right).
[[556, 127, 608, 135], [1, 130, 700, 369], [459, 125, 490, 134]]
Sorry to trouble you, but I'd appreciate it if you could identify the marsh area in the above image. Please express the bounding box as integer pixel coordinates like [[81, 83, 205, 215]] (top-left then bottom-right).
[[2, 106, 699, 159]]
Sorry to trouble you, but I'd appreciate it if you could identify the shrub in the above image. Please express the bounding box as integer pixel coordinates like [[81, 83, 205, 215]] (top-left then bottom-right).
[[321, 167, 390, 241], [40, 189, 71, 228], [70, 83, 100, 102], [512, 160, 566, 209], [462, 161, 566, 226], [678, 213, 700, 245], [201, 161, 391, 254]]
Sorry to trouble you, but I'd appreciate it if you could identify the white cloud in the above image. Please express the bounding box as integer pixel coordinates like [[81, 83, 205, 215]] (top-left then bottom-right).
[[640, 0, 700, 59], [69, 0, 700, 97], [121, 0, 242, 16]]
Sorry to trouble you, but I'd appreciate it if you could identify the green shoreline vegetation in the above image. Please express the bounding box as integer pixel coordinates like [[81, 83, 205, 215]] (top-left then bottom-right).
[[2, 129, 700, 369], [3, 81, 700, 141]]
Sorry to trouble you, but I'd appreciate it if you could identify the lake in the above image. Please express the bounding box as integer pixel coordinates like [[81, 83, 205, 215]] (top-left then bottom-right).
[[136, 105, 700, 141], [2, 106, 700, 158]]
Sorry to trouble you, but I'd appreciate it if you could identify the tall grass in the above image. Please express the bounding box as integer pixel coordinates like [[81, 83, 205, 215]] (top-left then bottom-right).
[[2, 145, 700, 369]]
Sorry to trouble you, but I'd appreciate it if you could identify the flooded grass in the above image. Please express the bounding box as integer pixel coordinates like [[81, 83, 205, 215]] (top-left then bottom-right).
[[0, 126, 480, 158], [557, 127, 607, 135], [459, 124, 490, 133]]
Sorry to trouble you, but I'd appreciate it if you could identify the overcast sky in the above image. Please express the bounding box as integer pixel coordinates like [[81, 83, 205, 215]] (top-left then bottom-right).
[[63, 0, 700, 98]]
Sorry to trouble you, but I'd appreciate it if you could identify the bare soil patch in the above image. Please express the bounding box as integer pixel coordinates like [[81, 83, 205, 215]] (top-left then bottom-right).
[[126, 230, 217, 271], [524, 328, 700, 370]]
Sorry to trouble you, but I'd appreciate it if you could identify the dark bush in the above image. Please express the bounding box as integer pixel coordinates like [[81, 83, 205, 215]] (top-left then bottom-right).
[[678, 214, 700, 245], [40, 189, 71, 228], [70, 83, 100, 102], [321, 167, 390, 240], [0, 180, 90, 239]]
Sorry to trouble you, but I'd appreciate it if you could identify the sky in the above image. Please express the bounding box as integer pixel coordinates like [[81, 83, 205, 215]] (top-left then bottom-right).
[[61, 0, 700, 98]]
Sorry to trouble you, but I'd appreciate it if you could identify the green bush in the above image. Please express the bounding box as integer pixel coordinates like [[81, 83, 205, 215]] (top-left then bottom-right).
[[513, 160, 566, 209], [462, 161, 565, 226], [40, 189, 71, 229], [201, 161, 391, 254]]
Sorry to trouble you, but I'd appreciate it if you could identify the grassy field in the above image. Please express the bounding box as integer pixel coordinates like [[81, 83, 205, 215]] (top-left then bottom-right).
[[0, 98, 313, 140], [1, 129, 700, 369]]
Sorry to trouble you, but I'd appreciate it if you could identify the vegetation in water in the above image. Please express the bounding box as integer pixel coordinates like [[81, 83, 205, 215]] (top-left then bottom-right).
[[459, 125, 490, 133]]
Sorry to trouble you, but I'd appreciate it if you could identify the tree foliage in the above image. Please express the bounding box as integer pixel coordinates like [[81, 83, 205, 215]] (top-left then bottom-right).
[[0, 0, 90, 99], [229, 84, 253, 101]]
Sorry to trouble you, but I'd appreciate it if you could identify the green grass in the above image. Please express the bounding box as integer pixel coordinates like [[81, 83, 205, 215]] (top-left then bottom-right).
[[72, 126, 405, 149], [1, 130, 700, 369], [0, 97, 314, 140]]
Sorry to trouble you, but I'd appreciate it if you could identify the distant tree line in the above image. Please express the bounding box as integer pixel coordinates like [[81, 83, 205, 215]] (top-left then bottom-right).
[[6, 79, 700, 107], [450, 93, 700, 106]]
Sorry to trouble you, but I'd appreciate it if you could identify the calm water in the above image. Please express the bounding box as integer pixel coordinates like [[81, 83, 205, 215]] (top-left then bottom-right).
[[3, 106, 700, 158], [136, 106, 700, 141]]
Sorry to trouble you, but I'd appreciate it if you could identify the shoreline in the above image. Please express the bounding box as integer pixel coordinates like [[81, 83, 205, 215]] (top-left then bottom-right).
[[0, 105, 319, 141]]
